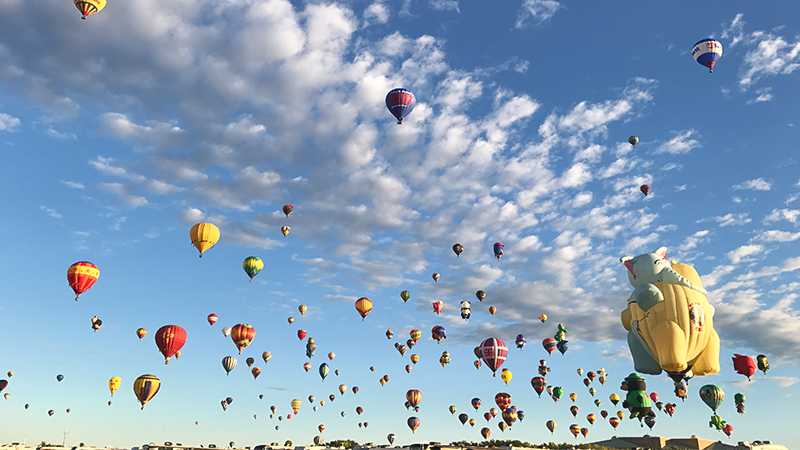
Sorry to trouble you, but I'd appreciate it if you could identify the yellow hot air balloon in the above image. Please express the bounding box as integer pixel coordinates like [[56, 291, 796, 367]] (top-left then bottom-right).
[[409, 329, 422, 342], [133, 375, 161, 410], [290, 398, 302, 414], [189, 223, 220, 257], [338, 384, 347, 395], [538, 313, 548, 323], [74, 0, 106, 19], [500, 368, 512, 384], [281, 226, 291, 237], [569, 392, 577, 402], [355, 297, 373, 320], [108, 376, 121, 397], [299, 304, 308, 316], [410, 354, 421, 364]]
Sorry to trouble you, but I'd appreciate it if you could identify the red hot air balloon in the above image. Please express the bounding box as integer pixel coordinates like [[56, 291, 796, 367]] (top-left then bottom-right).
[[640, 184, 651, 196], [282, 204, 294, 217], [542, 338, 557, 354], [207, 313, 218, 326], [495, 392, 512, 410], [732, 354, 757, 381], [432, 299, 444, 315], [531, 377, 547, 397], [479, 337, 508, 376], [155, 325, 187, 364], [231, 324, 256, 354], [649, 392, 659, 403], [297, 329, 308, 341], [385, 88, 416, 124], [407, 416, 421, 433], [67, 261, 100, 301]]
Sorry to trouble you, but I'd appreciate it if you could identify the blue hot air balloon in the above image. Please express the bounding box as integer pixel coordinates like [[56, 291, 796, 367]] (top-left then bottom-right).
[[493, 242, 505, 260], [385, 88, 416, 124], [691, 39, 723, 72]]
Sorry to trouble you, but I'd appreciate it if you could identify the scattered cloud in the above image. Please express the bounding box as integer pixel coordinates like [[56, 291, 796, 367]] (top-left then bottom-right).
[[100, 182, 148, 208], [39, 205, 62, 220], [727, 244, 764, 264], [734, 177, 772, 191], [516, 0, 561, 28], [429, 0, 460, 13], [764, 208, 800, 224], [61, 180, 85, 190], [658, 129, 700, 155], [363, 1, 390, 26], [712, 212, 752, 227], [0, 113, 21, 132], [756, 230, 800, 242]]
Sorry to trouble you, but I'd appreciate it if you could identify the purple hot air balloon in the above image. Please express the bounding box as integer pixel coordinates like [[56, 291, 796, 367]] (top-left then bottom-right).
[[493, 242, 504, 260], [385, 88, 416, 124]]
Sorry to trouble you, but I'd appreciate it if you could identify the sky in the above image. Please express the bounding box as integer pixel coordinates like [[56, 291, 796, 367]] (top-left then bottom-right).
[[0, 0, 799, 448]]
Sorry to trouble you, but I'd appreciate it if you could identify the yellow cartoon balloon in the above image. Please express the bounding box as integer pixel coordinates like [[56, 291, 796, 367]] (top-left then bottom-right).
[[620, 247, 720, 386], [74, 0, 106, 19], [108, 376, 121, 397]]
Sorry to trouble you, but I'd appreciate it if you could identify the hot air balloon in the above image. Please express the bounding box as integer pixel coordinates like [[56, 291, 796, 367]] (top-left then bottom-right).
[[609, 417, 620, 429], [546, 419, 557, 433], [537, 312, 548, 323], [355, 297, 373, 320], [242, 256, 264, 281], [290, 398, 302, 414], [432, 325, 447, 343], [691, 38, 724, 72], [432, 299, 444, 315], [230, 323, 256, 353], [155, 325, 187, 364], [569, 392, 577, 402], [287, 316, 296, 324], [542, 338, 557, 354], [48, 410, 55, 416], [488, 305, 497, 315], [452, 243, 464, 257], [400, 290, 411, 303], [407, 416, 421, 433], [502, 408, 517, 426], [552, 386, 563, 402], [73, 0, 107, 19], [458, 300, 472, 320], [699, 384, 724, 413], [281, 204, 294, 217], [515, 334, 526, 349], [587, 413, 596, 425], [262, 351, 272, 364], [67, 261, 100, 301], [204, 313, 218, 326], [108, 376, 121, 397], [90, 315, 103, 331], [494, 393, 512, 410], [251, 367, 262, 379], [723, 423, 734, 437], [756, 354, 769, 374], [664, 403, 676, 416], [189, 223, 220, 257], [245, 357, 255, 368], [133, 375, 161, 410], [531, 377, 546, 397], [498, 421, 508, 433], [570, 405, 579, 417], [500, 368, 512, 384], [386, 88, 416, 124], [640, 184, 651, 196], [473, 359, 481, 370], [439, 351, 451, 367], [557, 339, 568, 355], [410, 354, 421, 365], [410, 328, 422, 342], [481, 427, 491, 440], [628, 135, 640, 146], [493, 242, 504, 260], [475, 290, 486, 302], [732, 354, 756, 381], [297, 329, 308, 341], [479, 337, 508, 376], [387, 434, 395, 445], [432, 272, 440, 283], [318, 363, 330, 380]]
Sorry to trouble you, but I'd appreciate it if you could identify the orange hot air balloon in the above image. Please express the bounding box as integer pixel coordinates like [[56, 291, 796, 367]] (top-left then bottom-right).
[[609, 417, 620, 429], [410, 354, 421, 364], [488, 305, 497, 315], [355, 297, 373, 320], [136, 328, 147, 340], [251, 367, 262, 379], [406, 389, 422, 408], [231, 324, 256, 354], [154, 325, 187, 364], [67, 261, 100, 301]]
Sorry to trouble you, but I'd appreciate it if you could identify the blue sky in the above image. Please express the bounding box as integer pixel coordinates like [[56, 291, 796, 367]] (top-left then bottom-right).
[[0, 0, 799, 447]]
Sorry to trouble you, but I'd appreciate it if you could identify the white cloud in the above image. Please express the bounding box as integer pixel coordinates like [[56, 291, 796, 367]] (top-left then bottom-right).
[[0, 112, 21, 131], [727, 244, 763, 264], [679, 229, 710, 253], [764, 208, 800, 224], [39, 205, 62, 220], [734, 177, 772, 191], [750, 87, 773, 103], [100, 182, 148, 208], [571, 191, 593, 208], [61, 180, 85, 190], [515, 235, 543, 253], [658, 129, 700, 154], [429, 0, 460, 13], [721, 13, 746, 48], [559, 162, 592, 188], [739, 33, 800, 89], [363, 1, 389, 25], [712, 212, 751, 227], [182, 207, 206, 223], [515, 0, 561, 28], [101, 112, 183, 148], [756, 230, 800, 242]]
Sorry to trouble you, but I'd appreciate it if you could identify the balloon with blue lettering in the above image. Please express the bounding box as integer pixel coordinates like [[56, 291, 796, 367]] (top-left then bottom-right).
[[691, 39, 723, 72]]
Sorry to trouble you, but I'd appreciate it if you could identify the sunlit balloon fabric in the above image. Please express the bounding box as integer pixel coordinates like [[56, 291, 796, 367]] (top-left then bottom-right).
[[189, 222, 220, 257], [385, 88, 416, 124], [74, 0, 106, 19], [155, 325, 188, 364], [67, 261, 99, 301], [133, 374, 161, 410], [691, 38, 724, 72]]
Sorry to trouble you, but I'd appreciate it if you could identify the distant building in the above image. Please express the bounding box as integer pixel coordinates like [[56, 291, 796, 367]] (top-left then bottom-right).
[[590, 435, 789, 450]]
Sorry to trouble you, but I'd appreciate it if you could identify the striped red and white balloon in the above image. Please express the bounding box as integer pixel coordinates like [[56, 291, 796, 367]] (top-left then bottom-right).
[[479, 337, 508, 376]]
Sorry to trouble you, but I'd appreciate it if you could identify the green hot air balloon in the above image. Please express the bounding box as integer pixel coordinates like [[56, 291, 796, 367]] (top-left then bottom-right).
[[319, 363, 330, 381], [552, 386, 564, 401], [699, 384, 724, 413]]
